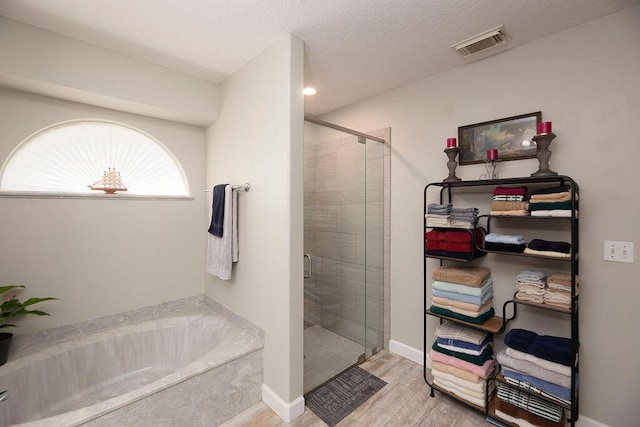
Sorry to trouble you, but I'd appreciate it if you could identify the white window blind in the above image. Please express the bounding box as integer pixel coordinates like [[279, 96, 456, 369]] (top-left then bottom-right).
[[0, 120, 189, 197]]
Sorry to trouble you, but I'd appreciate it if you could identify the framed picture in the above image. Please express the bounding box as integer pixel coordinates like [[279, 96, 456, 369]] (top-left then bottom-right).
[[458, 112, 542, 165]]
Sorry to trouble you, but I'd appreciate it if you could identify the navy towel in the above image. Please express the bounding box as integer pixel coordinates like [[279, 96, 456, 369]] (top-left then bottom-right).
[[527, 238, 571, 254], [208, 184, 228, 237], [530, 184, 570, 196], [504, 328, 574, 366]]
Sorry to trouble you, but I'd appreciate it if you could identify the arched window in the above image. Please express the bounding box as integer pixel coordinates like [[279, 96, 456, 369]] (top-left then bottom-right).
[[0, 120, 189, 197]]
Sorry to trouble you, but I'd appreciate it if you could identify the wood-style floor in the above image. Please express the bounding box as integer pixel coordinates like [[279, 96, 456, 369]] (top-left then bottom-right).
[[221, 350, 492, 426]]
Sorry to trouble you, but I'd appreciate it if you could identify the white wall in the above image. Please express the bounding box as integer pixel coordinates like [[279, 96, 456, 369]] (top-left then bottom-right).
[[0, 17, 219, 126], [1, 16, 307, 420], [204, 34, 305, 417], [322, 7, 640, 426], [0, 87, 207, 331]]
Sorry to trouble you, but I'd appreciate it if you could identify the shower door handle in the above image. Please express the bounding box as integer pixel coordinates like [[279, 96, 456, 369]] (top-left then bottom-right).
[[304, 254, 312, 279]]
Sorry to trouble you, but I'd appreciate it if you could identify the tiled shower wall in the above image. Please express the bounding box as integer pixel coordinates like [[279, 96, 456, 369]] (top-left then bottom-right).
[[304, 127, 390, 351]]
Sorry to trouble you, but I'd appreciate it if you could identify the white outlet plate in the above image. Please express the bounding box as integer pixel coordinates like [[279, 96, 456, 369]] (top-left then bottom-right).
[[604, 240, 634, 263]]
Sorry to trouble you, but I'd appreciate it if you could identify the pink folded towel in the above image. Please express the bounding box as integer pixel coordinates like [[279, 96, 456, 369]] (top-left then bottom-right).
[[430, 349, 495, 379]]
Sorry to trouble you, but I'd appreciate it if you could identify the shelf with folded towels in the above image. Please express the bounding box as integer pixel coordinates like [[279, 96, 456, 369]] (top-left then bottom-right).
[[478, 248, 578, 262], [426, 309, 506, 334], [423, 175, 580, 426]]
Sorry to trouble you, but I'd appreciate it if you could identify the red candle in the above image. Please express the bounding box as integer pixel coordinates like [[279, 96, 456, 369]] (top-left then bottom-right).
[[538, 121, 552, 134], [487, 149, 499, 160], [447, 138, 457, 148]]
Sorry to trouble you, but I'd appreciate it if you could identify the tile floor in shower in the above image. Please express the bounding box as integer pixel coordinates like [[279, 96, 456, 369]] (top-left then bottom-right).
[[303, 324, 363, 394]]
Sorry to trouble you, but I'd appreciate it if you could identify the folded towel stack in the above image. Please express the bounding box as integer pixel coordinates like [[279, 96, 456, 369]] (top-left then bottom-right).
[[495, 395, 565, 427], [490, 186, 529, 216], [524, 239, 572, 258], [432, 278, 494, 307], [529, 184, 578, 217], [430, 322, 495, 408], [513, 270, 578, 310], [484, 233, 527, 253], [544, 272, 579, 310], [496, 328, 577, 424], [496, 383, 564, 425], [425, 203, 452, 227], [426, 204, 480, 229], [429, 267, 494, 325], [450, 207, 479, 229], [425, 229, 485, 260], [515, 270, 546, 304]]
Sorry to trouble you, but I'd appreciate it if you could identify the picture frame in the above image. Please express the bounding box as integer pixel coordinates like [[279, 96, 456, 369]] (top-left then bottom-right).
[[458, 111, 542, 165]]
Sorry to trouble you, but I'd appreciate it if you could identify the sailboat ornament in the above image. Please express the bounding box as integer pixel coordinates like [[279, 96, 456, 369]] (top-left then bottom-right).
[[88, 167, 127, 194]]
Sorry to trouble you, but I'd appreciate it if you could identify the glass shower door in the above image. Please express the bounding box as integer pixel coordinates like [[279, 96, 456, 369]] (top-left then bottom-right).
[[303, 123, 367, 393]]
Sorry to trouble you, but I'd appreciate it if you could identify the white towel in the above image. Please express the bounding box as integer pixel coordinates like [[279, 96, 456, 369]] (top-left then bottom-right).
[[516, 270, 545, 282], [206, 185, 238, 280]]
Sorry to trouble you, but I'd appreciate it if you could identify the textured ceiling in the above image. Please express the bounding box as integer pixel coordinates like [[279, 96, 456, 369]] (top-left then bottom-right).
[[1, 0, 638, 115]]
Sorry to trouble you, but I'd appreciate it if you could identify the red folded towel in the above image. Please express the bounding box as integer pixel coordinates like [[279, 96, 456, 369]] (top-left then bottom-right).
[[426, 241, 473, 253], [443, 242, 472, 253], [426, 230, 446, 241], [426, 240, 444, 251], [443, 230, 473, 242], [426, 230, 476, 243], [426, 229, 484, 253], [493, 186, 527, 197]]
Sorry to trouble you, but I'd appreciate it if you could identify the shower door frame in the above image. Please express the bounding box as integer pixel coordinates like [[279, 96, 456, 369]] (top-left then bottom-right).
[[303, 115, 387, 366]]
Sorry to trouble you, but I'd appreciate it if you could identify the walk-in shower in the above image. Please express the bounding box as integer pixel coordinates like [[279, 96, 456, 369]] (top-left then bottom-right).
[[303, 115, 388, 393]]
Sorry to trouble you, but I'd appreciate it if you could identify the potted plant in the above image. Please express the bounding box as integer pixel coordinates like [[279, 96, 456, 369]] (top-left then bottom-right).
[[0, 285, 57, 365]]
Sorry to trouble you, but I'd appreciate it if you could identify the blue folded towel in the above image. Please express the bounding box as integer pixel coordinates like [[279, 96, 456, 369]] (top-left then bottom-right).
[[432, 288, 493, 306], [436, 334, 492, 352], [208, 184, 228, 237], [504, 328, 573, 366], [502, 368, 577, 401]]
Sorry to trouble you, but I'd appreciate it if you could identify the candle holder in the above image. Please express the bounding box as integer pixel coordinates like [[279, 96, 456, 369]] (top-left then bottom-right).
[[443, 147, 462, 183], [480, 159, 499, 180], [531, 132, 558, 177]]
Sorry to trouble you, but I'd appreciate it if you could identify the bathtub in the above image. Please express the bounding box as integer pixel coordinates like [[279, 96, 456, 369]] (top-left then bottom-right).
[[0, 295, 263, 426]]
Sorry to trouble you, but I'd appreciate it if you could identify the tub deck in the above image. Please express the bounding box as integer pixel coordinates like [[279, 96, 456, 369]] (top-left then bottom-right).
[[0, 295, 264, 427]]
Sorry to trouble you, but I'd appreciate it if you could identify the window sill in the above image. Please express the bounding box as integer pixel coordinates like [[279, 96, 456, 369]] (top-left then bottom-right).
[[0, 191, 194, 201]]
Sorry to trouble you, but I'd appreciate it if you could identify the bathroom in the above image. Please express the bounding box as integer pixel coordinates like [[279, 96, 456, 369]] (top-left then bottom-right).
[[0, 24, 369, 423], [1, 4, 640, 427]]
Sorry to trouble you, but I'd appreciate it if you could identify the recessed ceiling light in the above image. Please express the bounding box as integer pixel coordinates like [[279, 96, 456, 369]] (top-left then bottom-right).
[[303, 87, 317, 96]]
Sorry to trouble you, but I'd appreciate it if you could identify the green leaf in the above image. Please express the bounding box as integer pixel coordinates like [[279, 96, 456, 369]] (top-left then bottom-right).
[[20, 309, 51, 316], [0, 300, 22, 311], [0, 285, 25, 295], [22, 297, 58, 307], [0, 284, 57, 329]]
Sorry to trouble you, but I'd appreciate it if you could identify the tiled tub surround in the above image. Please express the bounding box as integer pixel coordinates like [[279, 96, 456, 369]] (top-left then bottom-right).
[[0, 296, 263, 426]]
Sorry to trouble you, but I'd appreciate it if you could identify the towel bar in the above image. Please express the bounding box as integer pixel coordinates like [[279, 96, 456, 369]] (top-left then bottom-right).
[[204, 183, 250, 192]]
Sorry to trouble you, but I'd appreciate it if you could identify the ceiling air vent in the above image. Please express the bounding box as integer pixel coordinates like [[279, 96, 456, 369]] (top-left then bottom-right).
[[452, 25, 509, 58]]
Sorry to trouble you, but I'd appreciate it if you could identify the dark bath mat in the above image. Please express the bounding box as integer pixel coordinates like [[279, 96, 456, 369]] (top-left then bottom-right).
[[305, 366, 387, 426]]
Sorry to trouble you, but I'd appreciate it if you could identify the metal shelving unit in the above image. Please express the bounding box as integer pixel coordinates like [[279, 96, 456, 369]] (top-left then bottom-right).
[[423, 176, 579, 426]]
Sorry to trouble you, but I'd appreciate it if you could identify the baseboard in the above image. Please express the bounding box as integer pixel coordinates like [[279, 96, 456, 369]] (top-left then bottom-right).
[[389, 339, 429, 367], [261, 384, 305, 422], [576, 415, 611, 427]]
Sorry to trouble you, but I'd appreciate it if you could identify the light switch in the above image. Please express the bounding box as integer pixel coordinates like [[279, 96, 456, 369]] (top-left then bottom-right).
[[604, 240, 634, 263]]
